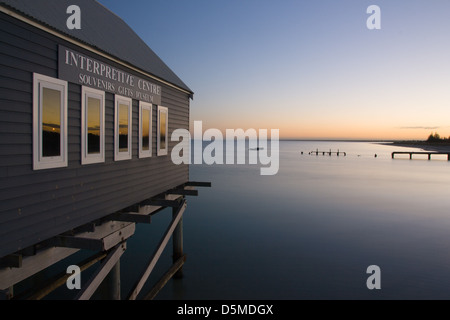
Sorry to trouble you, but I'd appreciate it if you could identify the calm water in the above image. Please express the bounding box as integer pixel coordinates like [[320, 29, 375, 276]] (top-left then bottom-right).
[[43, 141, 450, 299]]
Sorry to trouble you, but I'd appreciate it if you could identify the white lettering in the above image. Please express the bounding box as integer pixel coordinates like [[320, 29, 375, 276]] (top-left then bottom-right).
[[366, 265, 381, 289], [171, 129, 191, 165], [367, 5, 381, 30], [177, 304, 211, 318], [66, 265, 81, 290], [225, 128, 257, 165], [203, 128, 224, 165], [171, 121, 280, 175], [258, 129, 279, 176], [194, 121, 203, 165], [61, 47, 162, 102], [66, 5, 81, 30]]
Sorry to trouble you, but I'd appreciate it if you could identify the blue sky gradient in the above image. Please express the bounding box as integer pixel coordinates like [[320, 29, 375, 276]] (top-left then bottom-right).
[[98, 0, 450, 139]]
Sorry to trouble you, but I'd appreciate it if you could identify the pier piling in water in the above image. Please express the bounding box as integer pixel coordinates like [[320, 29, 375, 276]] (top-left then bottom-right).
[[172, 206, 184, 279], [391, 151, 450, 161], [308, 149, 346, 157]]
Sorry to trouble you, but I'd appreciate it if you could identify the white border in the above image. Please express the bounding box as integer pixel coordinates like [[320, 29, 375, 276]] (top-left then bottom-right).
[[139, 101, 153, 158], [114, 95, 133, 161], [33, 73, 68, 170], [157, 106, 169, 156], [81, 86, 105, 165]]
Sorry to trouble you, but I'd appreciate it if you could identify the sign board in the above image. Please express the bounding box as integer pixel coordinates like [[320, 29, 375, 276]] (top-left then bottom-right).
[[58, 45, 161, 105]]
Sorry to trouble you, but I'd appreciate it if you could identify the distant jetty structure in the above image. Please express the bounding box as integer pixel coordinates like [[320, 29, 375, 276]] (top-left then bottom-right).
[[392, 151, 450, 161], [308, 149, 347, 157]]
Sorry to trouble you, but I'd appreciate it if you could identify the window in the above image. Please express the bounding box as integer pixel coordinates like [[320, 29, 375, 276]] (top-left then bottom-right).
[[81, 87, 105, 164], [33, 73, 68, 170], [139, 101, 152, 158], [157, 106, 168, 156], [114, 95, 132, 161]]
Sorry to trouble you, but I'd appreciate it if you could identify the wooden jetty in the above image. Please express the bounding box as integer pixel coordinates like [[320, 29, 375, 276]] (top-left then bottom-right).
[[392, 151, 450, 161], [308, 149, 347, 156], [0, 182, 211, 300]]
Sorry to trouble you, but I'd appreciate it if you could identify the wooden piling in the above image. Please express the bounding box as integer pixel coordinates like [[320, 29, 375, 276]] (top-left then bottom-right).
[[392, 151, 450, 161], [100, 260, 121, 300], [309, 150, 346, 157], [143, 255, 186, 300], [0, 287, 13, 300], [127, 200, 187, 300], [75, 243, 126, 300], [172, 207, 184, 279], [0, 182, 209, 300], [22, 251, 107, 300]]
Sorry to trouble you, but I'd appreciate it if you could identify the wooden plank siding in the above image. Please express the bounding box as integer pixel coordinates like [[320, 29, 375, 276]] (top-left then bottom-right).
[[0, 12, 190, 258]]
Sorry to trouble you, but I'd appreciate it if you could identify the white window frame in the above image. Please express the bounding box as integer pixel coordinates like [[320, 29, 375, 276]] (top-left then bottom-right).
[[81, 86, 105, 165], [157, 106, 169, 156], [33, 73, 68, 170], [114, 95, 133, 161], [139, 101, 153, 158]]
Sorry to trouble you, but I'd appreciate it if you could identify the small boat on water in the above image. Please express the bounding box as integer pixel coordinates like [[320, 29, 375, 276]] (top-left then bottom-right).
[[250, 147, 264, 151]]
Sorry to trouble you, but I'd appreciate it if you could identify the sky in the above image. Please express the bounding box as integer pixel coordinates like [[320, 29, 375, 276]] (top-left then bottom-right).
[[98, 0, 450, 140]]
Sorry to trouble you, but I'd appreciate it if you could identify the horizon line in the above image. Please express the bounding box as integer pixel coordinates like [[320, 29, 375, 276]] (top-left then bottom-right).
[[188, 138, 423, 142]]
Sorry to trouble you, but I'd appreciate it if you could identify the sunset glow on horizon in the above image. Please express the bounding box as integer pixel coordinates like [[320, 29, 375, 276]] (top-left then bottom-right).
[[99, 0, 450, 141]]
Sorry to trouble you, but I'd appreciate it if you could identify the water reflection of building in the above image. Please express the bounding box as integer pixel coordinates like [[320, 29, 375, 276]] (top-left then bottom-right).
[[0, 0, 209, 300]]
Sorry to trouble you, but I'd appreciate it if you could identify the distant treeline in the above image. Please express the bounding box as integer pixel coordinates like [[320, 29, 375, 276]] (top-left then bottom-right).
[[392, 132, 450, 146], [426, 132, 450, 144]]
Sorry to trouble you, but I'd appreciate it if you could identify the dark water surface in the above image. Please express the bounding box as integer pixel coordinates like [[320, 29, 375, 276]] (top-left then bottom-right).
[[120, 141, 450, 300], [40, 141, 450, 299]]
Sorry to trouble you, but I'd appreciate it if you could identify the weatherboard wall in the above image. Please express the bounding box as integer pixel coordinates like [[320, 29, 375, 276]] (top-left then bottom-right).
[[0, 12, 190, 258]]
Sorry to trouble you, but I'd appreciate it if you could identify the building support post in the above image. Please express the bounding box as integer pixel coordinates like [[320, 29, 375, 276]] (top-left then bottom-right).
[[127, 200, 186, 300], [0, 286, 13, 300], [75, 243, 125, 300], [99, 260, 121, 300], [173, 205, 184, 279]]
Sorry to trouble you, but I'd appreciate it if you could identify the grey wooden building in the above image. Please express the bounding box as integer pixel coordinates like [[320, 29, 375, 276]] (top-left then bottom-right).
[[0, 0, 207, 299]]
